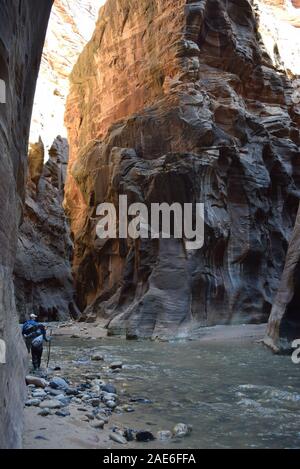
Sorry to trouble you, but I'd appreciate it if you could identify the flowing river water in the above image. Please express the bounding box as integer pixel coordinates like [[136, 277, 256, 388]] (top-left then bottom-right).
[[39, 330, 300, 449]]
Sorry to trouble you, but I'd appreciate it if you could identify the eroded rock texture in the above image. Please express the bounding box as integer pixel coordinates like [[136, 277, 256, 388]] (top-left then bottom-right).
[[65, 0, 300, 339], [0, 0, 53, 448], [264, 203, 300, 351], [14, 136, 79, 323]]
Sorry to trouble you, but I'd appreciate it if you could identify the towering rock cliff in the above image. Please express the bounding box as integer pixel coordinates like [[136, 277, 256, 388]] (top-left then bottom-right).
[[65, 0, 300, 339], [29, 0, 106, 153], [0, 0, 53, 448], [14, 136, 79, 323]]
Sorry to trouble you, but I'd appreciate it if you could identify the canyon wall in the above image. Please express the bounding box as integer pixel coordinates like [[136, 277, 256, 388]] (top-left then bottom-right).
[[0, 0, 53, 448], [29, 0, 106, 153], [14, 136, 79, 323], [65, 0, 300, 339]]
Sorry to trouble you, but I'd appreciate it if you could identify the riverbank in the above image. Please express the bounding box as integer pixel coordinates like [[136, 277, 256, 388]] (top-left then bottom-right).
[[23, 322, 300, 449]]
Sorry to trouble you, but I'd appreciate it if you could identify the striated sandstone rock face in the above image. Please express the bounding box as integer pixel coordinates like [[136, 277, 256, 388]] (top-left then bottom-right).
[[0, 0, 53, 448], [65, 0, 300, 339], [14, 136, 79, 324], [29, 0, 106, 153], [264, 204, 300, 351]]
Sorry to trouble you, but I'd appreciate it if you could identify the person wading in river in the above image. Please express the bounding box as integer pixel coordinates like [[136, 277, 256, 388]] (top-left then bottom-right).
[[22, 314, 50, 371]]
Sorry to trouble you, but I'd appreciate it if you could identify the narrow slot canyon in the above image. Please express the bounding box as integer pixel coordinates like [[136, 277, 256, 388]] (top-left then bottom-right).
[[1, 0, 300, 450]]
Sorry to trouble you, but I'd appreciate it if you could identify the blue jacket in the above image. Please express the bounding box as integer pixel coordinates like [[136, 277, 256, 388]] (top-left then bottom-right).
[[22, 320, 47, 340]]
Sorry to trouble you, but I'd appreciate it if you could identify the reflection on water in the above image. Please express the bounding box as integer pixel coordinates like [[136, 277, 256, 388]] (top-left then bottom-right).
[[51, 336, 300, 449]]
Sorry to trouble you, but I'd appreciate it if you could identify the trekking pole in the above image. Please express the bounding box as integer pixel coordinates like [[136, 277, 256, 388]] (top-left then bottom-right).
[[46, 329, 53, 370]]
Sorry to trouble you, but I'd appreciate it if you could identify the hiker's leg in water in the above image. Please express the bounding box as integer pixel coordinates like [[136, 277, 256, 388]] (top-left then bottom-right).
[[31, 346, 38, 369], [31, 346, 43, 370], [37, 346, 43, 368]]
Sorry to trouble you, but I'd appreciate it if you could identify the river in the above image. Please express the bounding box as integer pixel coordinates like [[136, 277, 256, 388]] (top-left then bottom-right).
[[40, 331, 300, 449]]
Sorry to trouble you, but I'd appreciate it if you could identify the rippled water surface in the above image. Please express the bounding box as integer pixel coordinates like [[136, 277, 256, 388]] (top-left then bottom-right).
[[50, 336, 300, 449]]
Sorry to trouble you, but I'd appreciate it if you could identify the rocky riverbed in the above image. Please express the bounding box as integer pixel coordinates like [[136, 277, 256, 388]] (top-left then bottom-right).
[[23, 322, 300, 449]]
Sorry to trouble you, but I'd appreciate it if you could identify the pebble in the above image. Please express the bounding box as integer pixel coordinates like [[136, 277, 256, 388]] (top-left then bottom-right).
[[110, 362, 123, 370], [38, 409, 50, 417], [136, 431, 155, 442], [91, 353, 104, 361], [101, 384, 117, 394], [32, 390, 47, 399], [91, 398, 101, 407], [173, 423, 192, 438], [49, 377, 69, 391], [109, 433, 127, 445], [124, 429, 135, 442], [25, 399, 41, 407], [39, 399, 63, 410], [45, 387, 63, 397], [157, 430, 172, 441], [91, 421, 105, 429], [55, 409, 71, 417], [96, 414, 109, 423], [106, 400, 117, 409], [26, 376, 49, 389]]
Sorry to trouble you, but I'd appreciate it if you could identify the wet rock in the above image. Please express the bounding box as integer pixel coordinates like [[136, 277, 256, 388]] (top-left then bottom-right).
[[26, 376, 49, 389], [71, 334, 80, 339], [38, 409, 50, 417], [32, 390, 47, 399], [101, 384, 117, 394], [130, 397, 152, 404], [55, 409, 71, 417], [157, 430, 172, 441], [25, 399, 41, 407], [124, 429, 135, 442], [91, 353, 104, 361], [91, 398, 101, 407], [91, 421, 105, 429], [109, 433, 127, 445], [45, 387, 64, 397], [136, 431, 155, 442], [39, 399, 63, 410], [173, 423, 192, 438], [96, 414, 109, 423], [65, 388, 79, 396], [49, 377, 69, 391], [106, 400, 117, 409], [110, 362, 123, 370], [56, 395, 71, 406]]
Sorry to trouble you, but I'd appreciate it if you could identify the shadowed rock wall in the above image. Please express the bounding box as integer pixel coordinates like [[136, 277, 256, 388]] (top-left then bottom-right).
[[65, 0, 300, 339], [0, 0, 53, 449], [14, 136, 79, 324]]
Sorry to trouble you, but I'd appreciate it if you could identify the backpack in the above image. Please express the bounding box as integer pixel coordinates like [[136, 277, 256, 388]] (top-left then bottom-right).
[[31, 335, 44, 349]]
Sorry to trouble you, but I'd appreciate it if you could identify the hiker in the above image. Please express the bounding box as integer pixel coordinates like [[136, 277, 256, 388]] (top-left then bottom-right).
[[22, 314, 50, 370]]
